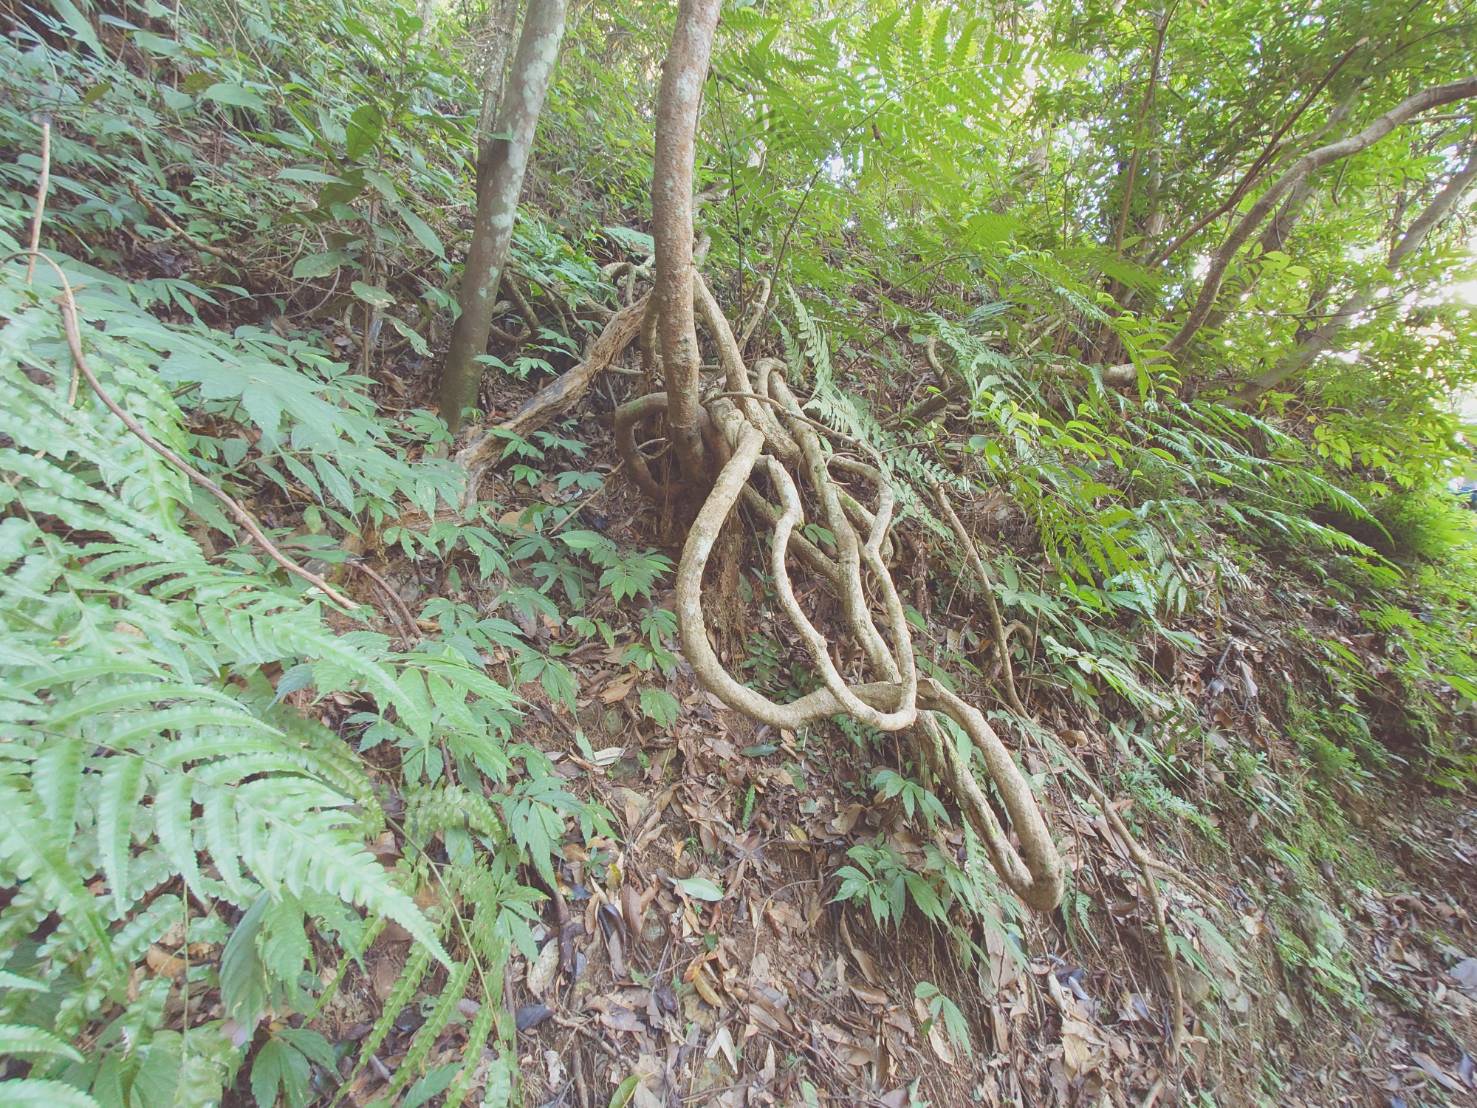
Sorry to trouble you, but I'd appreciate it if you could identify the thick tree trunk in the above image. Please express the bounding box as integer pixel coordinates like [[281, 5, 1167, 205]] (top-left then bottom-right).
[[1235, 145, 1477, 404], [652, 0, 722, 483], [1166, 76, 1477, 357], [438, 0, 566, 433]]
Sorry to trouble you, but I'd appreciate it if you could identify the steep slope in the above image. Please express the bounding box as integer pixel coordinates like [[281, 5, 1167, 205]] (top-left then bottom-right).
[[0, 2, 1473, 1106]]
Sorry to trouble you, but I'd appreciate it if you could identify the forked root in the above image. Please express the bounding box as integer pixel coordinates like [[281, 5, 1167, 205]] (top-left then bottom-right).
[[611, 270, 1064, 914], [460, 259, 1064, 913]]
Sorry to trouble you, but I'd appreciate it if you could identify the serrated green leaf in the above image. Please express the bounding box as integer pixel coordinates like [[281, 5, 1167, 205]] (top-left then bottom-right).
[[0, 1024, 84, 1060], [0, 1079, 99, 1107], [97, 754, 145, 912]]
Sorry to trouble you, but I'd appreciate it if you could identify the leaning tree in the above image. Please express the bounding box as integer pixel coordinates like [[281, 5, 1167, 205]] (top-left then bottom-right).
[[461, 0, 1064, 915]]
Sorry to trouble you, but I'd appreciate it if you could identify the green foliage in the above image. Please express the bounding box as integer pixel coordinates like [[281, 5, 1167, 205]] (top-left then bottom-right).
[[5, 0, 1476, 1102], [914, 982, 972, 1058], [0, 229, 560, 1101], [833, 841, 947, 928]]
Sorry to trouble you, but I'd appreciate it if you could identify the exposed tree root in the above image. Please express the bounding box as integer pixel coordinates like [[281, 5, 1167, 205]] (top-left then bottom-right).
[[935, 482, 1188, 1055], [457, 0, 1060, 924], [600, 269, 1064, 913]]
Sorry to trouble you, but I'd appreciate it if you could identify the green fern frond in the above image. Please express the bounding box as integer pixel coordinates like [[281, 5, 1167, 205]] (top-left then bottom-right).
[[377, 959, 474, 1102], [0, 1079, 100, 1107]]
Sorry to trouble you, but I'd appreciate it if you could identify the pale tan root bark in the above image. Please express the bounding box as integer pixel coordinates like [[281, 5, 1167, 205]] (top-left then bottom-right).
[[446, 217, 1064, 911], [936, 480, 1188, 1052], [605, 275, 1064, 914], [464, 0, 1060, 916]]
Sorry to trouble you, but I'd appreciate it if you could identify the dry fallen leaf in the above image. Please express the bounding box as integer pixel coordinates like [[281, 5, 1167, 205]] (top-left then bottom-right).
[[691, 967, 724, 1009], [144, 945, 185, 979], [1060, 1016, 1104, 1077], [526, 939, 560, 998], [1449, 956, 1477, 996], [602, 671, 638, 703], [1410, 1051, 1461, 1092], [706, 1025, 738, 1072]]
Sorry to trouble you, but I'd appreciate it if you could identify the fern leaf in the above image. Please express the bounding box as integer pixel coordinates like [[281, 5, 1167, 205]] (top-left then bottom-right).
[[30, 738, 82, 840], [354, 942, 433, 1070], [234, 785, 449, 965], [0, 784, 113, 962], [153, 771, 208, 901], [442, 993, 498, 1108], [378, 959, 474, 1101], [199, 784, 253, 903], [0, 1079, 99, 1107], [0, 1023, 84, 1060], [97, 754, 145, 914]]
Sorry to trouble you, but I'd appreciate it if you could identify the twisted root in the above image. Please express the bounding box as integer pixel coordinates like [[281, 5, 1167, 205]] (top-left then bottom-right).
[[611, 271, 1064, 913], [455, 257, 1063, 912]]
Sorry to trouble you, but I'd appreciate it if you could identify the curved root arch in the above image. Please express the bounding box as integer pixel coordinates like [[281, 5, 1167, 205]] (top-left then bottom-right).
[[467, 0, 1061, 914], [607, 275, 1063, 913]]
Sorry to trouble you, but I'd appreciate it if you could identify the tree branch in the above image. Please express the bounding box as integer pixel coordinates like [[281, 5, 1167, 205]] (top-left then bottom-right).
[[1234, 142, 1477, 403], [1147, 40, 1365, 267], [1111, 2, 1177, 256], [13, 251, 358, 611], [1166, 75, 1477, 357]]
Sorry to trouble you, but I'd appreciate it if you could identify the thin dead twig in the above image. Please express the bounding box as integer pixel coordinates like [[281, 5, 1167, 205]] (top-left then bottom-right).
[[551, 1014, 622, 1061], [933, 485, 1026, 715], [8, 249, 358, 611], [351, 561, 420, 639], [26, 118, 50, 288], [126, 181, 254, 270]]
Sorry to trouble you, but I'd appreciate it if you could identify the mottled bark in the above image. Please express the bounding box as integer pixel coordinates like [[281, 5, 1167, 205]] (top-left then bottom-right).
[[438, 0, 566, 432], [476, 0, 522, 162], [652, 0, 722, 482], [1167, 76, 1477, 357], [1236, 144, 1477, 403]]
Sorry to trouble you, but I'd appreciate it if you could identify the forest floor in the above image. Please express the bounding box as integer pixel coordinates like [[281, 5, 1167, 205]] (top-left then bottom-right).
[[11, 13, 1473, 1100], [308, 367, 1477, 1107]]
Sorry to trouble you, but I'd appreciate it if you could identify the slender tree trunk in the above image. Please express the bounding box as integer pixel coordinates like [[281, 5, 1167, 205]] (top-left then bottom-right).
[[1166, 76, 1477, 356], [438, 0, 566, 433], [652, 0, 722, 484], [476, 0, 522, 162], [1235, 144, 1477, 403], [1190, 96, 1356, 340], [1110, 2, 1173, 256]]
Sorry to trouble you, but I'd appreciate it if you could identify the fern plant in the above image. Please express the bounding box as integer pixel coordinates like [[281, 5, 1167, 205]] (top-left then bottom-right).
[[0, 248, 548, 1104]]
